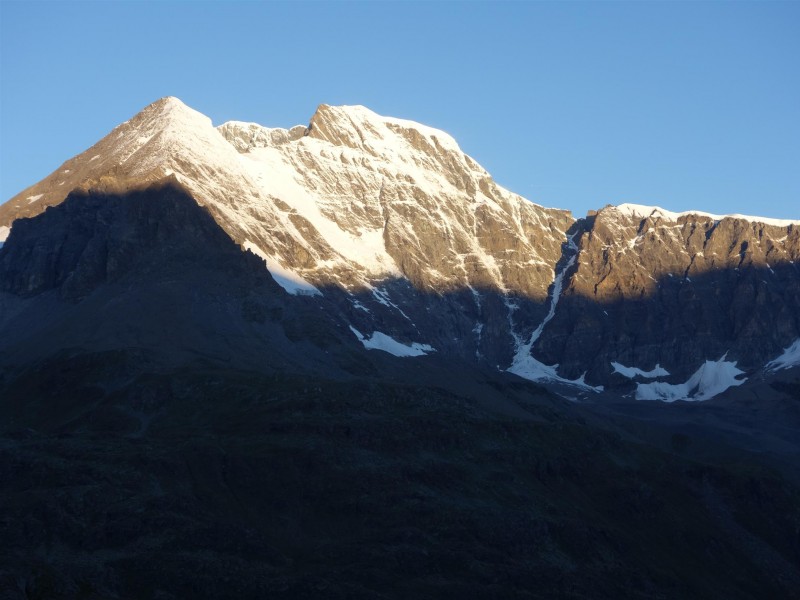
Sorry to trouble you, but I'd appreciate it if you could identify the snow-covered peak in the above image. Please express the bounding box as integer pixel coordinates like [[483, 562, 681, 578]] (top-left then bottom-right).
[[150, 95, 193, 112], [154, 96, 187, 109], [1, 95, 572, 316], [122, 96, 216, 144], [307, 103, 464, 158], [611, 203, 800, 227], [126, 96, 213, 131]]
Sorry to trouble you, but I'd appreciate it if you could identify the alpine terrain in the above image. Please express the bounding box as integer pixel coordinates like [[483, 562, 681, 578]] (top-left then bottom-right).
[[1, 98, 799, 599]]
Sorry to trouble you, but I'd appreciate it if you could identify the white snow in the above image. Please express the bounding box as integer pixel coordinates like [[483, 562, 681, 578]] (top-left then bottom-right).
[[766, 339, 800, 371], [635, 356, 746, 401], [89, 155, 100, 161], [239, 144, 402, 277], [369, 287, 417, 326], [243, 240, 321, 296], [615, 203, 800, 227], [26, 194, 43, 203], [527, 235, 578, 347], [349, 326, 434, 357], [508, 350, 603, 392], [506, 232, 602, 392], [0, 225, 9, 243], [611, 361, 670, 379]]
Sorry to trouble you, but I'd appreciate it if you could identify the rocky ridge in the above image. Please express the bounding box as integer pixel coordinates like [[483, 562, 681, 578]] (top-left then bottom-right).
[[533, 204, 800, 393]]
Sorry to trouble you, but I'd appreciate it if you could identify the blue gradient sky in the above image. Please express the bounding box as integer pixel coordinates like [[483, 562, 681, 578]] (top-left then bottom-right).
[[2, 1, 798, 218]]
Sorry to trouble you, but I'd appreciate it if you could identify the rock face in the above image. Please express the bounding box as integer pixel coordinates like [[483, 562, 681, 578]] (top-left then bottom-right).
[[1, 98, 799, 397], [535, 205, 800, 389]]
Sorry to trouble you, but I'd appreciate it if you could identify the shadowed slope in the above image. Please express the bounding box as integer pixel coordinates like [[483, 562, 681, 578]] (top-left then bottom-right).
[[0, 181, 368, 379]]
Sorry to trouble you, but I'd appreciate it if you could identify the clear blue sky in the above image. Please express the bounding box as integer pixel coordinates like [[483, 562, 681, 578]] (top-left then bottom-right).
[[2, 1, 798, 219]]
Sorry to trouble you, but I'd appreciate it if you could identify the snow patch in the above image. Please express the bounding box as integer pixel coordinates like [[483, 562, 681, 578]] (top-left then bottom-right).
[[26, 194, 43, 203], [508, 351, 603, 392], [0, 225, 10, 243], [766, 339, 800, 371], [371, 287, 416, 325], [351, 299, 371, 313], [349, 326, 434, 357], [527, 249, 576, 346], [507, 232, 601, 392], [243, 240, 321, 296], [612, 361, 670, 379], [635, 356, 746, 401]]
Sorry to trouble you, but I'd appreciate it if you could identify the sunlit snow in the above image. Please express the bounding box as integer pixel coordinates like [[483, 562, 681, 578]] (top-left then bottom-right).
[[239, 144, 401, 277], [349, 326, 434, 357], [766, 339, 800, 371], [635, 356, 746, 401]]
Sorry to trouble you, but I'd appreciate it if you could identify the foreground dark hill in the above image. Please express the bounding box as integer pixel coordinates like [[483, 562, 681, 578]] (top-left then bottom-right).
[[1, 184, 800, 599], [3, 367, 800, 600]]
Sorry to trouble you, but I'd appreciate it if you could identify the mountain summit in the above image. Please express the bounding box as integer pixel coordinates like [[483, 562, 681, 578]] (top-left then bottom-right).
[[2, 97, 570, 292], [1, 97, 799, 398]]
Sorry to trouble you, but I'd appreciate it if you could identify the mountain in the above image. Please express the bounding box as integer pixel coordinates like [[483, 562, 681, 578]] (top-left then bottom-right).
[[1, 98, 800, 599], [2, 97, 799, 400]]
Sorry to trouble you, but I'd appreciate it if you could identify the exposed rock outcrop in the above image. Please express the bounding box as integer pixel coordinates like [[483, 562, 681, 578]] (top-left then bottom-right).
[[537, 205, 800, 386]]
